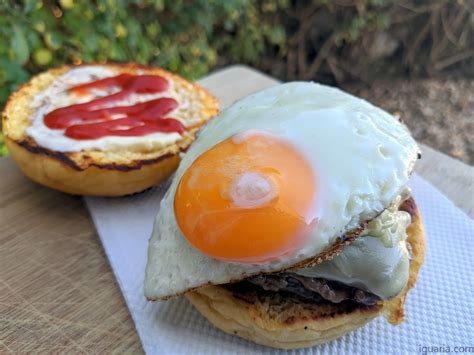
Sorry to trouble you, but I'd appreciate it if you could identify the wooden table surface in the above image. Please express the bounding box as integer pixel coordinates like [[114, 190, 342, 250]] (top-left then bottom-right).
[[0, 66, 472, 353]]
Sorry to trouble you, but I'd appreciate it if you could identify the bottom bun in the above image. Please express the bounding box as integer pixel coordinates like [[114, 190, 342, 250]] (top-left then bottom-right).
[[6, 137, 181, 197], [186, 204, 425, 349]]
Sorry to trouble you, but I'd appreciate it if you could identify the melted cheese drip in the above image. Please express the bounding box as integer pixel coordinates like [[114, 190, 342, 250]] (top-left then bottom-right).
[[295, 193, 412, 299]]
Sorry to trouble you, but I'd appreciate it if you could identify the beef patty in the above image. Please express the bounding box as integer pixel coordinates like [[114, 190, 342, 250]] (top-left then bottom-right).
[[228, 197, 417, 307]]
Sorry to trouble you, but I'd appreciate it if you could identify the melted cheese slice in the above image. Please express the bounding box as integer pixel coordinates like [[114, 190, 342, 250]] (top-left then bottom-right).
[[295, 196, 412, 299]]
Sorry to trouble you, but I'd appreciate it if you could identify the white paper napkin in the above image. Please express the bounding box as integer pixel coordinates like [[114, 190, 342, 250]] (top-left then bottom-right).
[[84, 174, 474, 354]]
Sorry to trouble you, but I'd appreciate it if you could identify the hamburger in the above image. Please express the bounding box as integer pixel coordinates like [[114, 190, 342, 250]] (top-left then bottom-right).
[[144, 82, 425, 349]]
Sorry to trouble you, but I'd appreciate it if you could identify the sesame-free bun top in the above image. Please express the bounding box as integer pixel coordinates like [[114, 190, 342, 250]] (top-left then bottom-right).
[[2, 64, 219, 196], [144, 82, 420, 300]]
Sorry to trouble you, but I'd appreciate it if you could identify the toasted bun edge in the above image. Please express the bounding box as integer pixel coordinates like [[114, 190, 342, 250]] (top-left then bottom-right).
[[185, 204, 425, 349]]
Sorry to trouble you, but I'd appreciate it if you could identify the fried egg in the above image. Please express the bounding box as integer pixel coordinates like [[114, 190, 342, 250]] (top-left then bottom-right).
[[145, 82, 419, 300]]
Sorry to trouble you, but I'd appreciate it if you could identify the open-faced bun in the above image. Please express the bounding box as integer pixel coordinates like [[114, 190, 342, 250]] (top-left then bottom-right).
[[2, 64, 219, 196]]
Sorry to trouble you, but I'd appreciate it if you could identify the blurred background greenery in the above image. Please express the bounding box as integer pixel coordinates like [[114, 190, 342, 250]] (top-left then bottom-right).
[[1, 0, 473, 161]]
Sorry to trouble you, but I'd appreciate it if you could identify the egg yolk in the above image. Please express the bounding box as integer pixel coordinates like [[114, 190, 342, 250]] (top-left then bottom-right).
[[174, 131, 317, 263]]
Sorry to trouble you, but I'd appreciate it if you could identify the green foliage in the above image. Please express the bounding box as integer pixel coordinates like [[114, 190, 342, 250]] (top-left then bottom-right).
[[0, 133, 7, 156], [0, 0, 287, 106], [0, 0, 287, 156], [333, 0, 392, 45], [0, 0, 469, 157]]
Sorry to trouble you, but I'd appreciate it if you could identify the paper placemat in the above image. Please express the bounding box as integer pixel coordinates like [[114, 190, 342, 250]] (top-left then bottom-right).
[[85, 174, 474, 354]]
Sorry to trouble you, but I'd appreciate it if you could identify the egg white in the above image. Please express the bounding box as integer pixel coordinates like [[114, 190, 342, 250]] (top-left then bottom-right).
[[145, 82, 419, 299]]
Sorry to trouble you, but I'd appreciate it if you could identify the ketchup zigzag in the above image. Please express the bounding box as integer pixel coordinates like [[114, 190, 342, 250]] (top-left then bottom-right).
[[44, 73, 184, 140]]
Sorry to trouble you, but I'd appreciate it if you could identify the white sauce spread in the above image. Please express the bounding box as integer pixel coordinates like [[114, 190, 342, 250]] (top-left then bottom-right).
[[26, 66, 188, 152]]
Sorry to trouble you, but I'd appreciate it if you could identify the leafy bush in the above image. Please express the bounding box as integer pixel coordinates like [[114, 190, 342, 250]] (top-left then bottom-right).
[[0, 0, 287, 106], [1, 1, 471, 156], [0, 0, 287, 155]]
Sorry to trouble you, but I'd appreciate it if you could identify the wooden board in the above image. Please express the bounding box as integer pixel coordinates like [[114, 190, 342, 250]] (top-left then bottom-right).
[[0, 65, 472, 353]]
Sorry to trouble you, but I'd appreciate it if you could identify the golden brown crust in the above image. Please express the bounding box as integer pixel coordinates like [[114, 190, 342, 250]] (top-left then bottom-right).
[[2, 63, 219, 196], [5, 136, 181, 196], [185, 204, 425, 349], [287, 222, 368, 271]]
